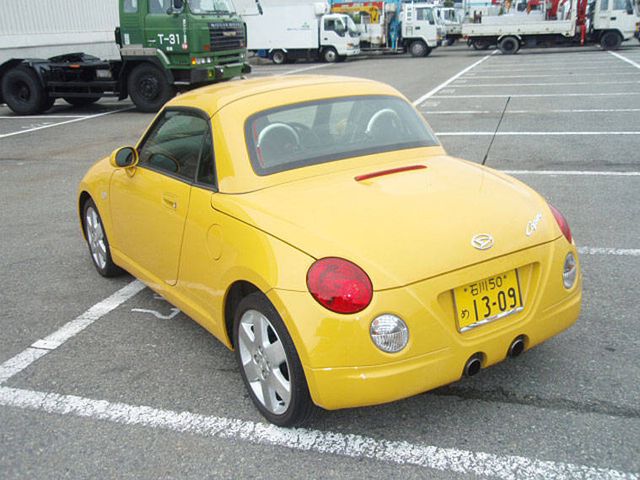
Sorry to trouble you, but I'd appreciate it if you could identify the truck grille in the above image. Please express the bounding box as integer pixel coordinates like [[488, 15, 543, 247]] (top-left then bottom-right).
[[209, 22, 245, 52]]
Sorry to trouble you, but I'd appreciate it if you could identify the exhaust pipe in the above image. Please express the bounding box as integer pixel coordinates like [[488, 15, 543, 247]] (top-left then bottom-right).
[[463, 355, 482, 377], [508, 336, 526, 358]]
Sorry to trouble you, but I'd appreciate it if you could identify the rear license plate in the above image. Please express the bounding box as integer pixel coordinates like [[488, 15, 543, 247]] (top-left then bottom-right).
[[453, 269, 524, 332]]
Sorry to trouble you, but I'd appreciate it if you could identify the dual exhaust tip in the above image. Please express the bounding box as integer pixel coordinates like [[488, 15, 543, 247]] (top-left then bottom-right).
[[463, 336, 527, 377]]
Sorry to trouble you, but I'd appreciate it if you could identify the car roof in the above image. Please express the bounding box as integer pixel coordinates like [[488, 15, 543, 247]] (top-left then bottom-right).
[[167, 75, 400, 116]]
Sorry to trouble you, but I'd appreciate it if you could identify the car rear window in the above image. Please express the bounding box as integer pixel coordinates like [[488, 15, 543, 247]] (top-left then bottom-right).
[[245, 95, 439, 176]]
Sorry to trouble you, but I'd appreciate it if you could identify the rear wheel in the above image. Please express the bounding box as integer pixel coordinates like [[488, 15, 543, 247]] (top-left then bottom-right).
[[1, 66, 46, 115], [271, 50, 287, 65], [498, 36, 520, 54], [409, 40, 430, 57], [82, 198, 124, 277], [127, 63, 175, 113], [446, 37, 457, 46], [600, 31, 622, 50], [234, 292, 315, 427], [63, 96, 101, 107]]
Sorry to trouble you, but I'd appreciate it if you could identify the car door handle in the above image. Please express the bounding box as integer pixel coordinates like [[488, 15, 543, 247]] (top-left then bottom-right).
[[162, 194, 178, 210], [610, 16, 617, 20]]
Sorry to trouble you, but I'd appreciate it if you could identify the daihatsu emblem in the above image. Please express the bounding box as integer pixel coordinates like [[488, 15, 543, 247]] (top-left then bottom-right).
[[471, 233, 494, 250]]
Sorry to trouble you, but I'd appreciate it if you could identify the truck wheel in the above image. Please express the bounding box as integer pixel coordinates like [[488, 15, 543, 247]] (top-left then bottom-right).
[[128, 64, 175, 113], [446, 38, 457, 46], [63, 96, 101, 107], [472, 39, 490, 50], [409, 40, 430, 57], [323, 47, 338, 63], [498, 36, 520, 54], [41, 96, 56, 112], [271, 50, 287, 65], [600, 31, 622, 50], [1, 66, 46, 115]]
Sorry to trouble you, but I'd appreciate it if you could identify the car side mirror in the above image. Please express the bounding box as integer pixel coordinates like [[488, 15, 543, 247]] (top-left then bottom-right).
[[626, 6, 633, 14], [429, 19, 435, 25], [110, 146, 139, 168]]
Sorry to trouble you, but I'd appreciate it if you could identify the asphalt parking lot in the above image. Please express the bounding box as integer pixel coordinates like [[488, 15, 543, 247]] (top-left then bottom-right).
[[1, 44, 639, 479]]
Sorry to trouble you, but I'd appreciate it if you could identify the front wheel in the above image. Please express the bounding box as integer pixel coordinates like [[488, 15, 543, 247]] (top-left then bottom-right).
[[323, 47, 338, 63], [234, 292, 315, 427], [409, 40, 430, 57], [472, 39, 491, 50], [127, 64, 175, 113], [82, 199, 124, 277], [600, 31, 622, 50]]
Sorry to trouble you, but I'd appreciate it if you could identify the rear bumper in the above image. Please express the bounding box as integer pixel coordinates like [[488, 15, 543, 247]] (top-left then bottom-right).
[[269, 238, 581, 410]]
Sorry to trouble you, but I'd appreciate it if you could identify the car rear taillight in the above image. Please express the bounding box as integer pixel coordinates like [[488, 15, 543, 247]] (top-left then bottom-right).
[[307, 257, 373, 314], [549, 203, 572, 244]]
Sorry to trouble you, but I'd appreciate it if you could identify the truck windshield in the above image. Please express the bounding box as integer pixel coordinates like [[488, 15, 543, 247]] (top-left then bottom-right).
[[187, 0, 236, 15], [346, 17, 359, 36]]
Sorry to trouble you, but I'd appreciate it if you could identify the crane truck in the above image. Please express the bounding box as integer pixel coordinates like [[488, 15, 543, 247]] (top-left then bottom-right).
[[0, 0, 254, 115], [330, 1, 444, 57], [463, 0, 640, 53]]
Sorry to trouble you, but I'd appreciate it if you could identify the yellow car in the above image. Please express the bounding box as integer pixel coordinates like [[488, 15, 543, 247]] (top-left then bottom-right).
[[78, 76, 581, 426]]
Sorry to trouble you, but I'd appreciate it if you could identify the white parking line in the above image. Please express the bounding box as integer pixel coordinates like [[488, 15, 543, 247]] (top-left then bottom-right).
[[452, 81, 640, 87], [0, 280, 144, 384], [432, 92, 640, 99], [466, 72, 640, 79], [0, 107, 134, 140], [424, 108, 640, 115], [0, 115, 87, 119], [0, 386, 636, 480], [469, 66, 635, 73], [437, 131, 640, 136], [277, 63, 333, 76], [578, 247, 640, 256], [411, 51, 497, 107], [502, 169, 640, 176], [608, 51, 640, 69]]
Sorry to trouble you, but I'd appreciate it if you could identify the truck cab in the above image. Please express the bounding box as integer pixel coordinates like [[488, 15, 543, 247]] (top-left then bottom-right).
[[320, 13, 361, 60], [118, 0, 249, 85], [589, 0, 640, 47], [401, 3, 443, 56]]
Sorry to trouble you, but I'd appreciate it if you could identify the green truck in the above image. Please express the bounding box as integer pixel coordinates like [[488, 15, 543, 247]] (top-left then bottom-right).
[[0, 0, 252, 114]]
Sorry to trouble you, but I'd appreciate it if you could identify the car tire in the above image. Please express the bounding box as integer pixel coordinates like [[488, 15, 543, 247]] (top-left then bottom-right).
[[600, 31, 622, 50], [82, 198, 125, 278], [233, 292, 315, 427], [271, 50, 287, 65], [64, 96, 101, 107], [409, 40, 430, 57], [498, 36, 520, 55], [323, 47, 338, 63], [41, 96, 56, 112], [1, 66, 47, 115], [128, 63, 176, 113], [446, 37, 457, 46]]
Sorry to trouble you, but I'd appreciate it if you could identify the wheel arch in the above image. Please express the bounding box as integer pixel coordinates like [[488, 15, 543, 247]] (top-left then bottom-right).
[[78, 190, 93, 241], [497, 34, 522, 42], [223, 280, 262, 348]]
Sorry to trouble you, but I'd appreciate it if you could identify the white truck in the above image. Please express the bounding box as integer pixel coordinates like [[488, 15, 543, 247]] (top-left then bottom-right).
[[244, 2, 360, 63], [436, 6, 464, 45], [462, 0, 640, 53], [330, 1, 443, 57]]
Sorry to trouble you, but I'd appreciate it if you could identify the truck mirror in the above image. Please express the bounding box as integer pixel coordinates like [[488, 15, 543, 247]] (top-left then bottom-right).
[[255, 0, 264, 15], [173, 0, 184, 9]]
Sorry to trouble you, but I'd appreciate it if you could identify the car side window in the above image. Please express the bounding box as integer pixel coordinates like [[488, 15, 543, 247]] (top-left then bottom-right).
[[138, 110, 209, 183]]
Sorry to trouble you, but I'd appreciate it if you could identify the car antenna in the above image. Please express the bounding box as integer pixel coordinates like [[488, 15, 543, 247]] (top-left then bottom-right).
[[482, 96, 510, 166]]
